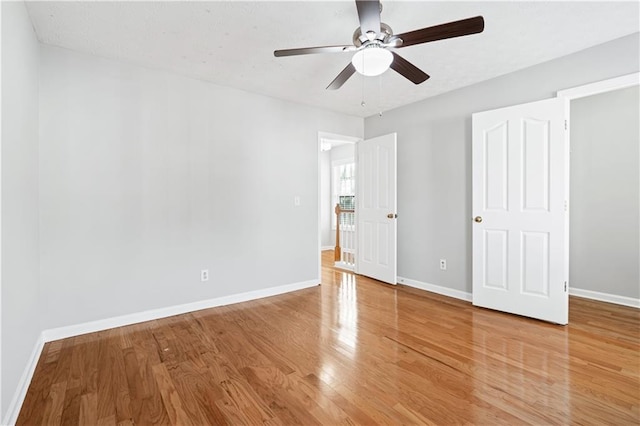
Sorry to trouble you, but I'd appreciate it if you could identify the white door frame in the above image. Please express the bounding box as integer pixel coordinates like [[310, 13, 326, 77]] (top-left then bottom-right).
[[556, 72, 639, 307], [557, 73, 639, 101]]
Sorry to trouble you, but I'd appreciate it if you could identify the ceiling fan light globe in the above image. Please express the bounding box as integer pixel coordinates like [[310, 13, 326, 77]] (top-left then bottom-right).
[[351, 47, 393, 77]]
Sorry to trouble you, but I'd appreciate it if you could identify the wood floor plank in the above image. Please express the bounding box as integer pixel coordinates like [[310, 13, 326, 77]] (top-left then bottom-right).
[[17, 251, 640, 425], [167, 361, 228, 425], [239, 367, 319, 425], [79, 392, 98, 425], [152, 362, 194, 426], [40, 380, 67, 425], [96, 335, 119, 423], [60, 385, 82, 425], [217, 376, 275, 424], [15, 352, 57, 426], [288, 372, 351, 424], [302, 373, 378, 425]]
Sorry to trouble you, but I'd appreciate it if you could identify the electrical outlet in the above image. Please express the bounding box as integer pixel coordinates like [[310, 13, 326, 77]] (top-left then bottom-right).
[[439, 259, 447, 270], [294, 196, 301, 206], [201, 269, 209, 282]]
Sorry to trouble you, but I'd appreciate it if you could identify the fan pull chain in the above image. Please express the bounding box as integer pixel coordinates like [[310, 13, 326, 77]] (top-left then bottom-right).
[[361, 72, 366, 108], [378, 75, 383, 117]]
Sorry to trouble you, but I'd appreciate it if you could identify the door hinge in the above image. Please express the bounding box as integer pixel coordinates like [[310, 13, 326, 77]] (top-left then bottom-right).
[[564, 281, 567, 292], [564, 200, 568, 211], [564, 120, 567, 130]]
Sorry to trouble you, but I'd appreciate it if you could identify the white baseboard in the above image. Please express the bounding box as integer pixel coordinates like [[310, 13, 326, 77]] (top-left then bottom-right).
[[397, 276, 472, 302], [43, 279, 319, 342], [569, 287, 640, 308], [2, 334, 45, 426], [3, 279, 318, 425], [396, 278, 639, 309]]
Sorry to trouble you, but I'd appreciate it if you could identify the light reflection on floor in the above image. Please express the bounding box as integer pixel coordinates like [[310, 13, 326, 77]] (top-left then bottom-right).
[[319, 251, 404, 388], [337, 272, 358, 351]]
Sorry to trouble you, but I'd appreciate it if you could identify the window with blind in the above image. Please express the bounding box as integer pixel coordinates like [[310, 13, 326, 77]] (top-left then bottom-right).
[[332, 161, 355, 228]]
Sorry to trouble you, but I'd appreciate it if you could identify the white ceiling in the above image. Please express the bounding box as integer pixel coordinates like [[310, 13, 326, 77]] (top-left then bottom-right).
[[25, 1, 639, 118]]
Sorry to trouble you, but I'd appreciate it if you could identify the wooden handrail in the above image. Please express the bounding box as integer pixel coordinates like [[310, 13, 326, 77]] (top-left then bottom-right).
[[335, 204, 341, 261], [334, 204, 355, 261]]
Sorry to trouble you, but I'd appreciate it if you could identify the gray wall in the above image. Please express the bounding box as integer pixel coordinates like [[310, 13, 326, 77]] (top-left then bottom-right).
[[570, 86, 639, 298], [1, 1, 41, 420], [38, 45, 363, 330], [365, 33, 640, 295]]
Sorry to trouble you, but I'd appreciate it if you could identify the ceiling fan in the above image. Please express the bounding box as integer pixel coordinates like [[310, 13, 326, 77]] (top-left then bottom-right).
[[274, 0, 484, 90]]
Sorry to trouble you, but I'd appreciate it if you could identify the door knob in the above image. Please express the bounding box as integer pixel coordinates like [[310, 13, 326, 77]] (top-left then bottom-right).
[[474, 216, 483, 223], [387, 213, 397, 219]]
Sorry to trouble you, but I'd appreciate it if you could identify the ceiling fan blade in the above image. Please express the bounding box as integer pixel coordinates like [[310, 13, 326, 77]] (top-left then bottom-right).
[[274, 45, 356, 57], [390, 53, 430, 85], [326, 63, 356, 90], [355, 0, 381, 36], [390, 16, 484, 48]]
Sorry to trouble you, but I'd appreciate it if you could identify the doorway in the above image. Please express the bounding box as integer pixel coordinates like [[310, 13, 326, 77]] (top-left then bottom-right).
[[318, 132, 358, 279], [560, 73, 640, 308], [317, 131, 399, 285]]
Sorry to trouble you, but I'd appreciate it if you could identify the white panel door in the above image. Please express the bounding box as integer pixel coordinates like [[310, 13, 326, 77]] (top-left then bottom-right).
[[357, 133, 397, 284], [472, 98, 569, 324]]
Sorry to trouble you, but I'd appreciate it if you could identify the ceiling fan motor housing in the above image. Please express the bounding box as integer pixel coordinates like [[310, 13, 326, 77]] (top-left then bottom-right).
[[353, 22, 393, 47]]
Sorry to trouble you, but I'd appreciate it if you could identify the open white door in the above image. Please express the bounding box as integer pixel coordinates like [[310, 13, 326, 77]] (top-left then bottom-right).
[[472, 98, 569, 324], [357, 133, 397, 284]]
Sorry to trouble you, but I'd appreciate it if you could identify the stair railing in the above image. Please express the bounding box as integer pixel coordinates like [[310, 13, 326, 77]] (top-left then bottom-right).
[[334, 203, 355, 270]]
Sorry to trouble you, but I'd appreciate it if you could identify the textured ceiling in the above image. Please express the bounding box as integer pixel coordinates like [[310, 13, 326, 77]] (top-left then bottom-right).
[[25, 1, 640, 118]]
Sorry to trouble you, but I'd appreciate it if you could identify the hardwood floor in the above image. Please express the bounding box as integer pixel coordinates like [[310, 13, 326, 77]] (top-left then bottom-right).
[[18, 251, 640, 425]]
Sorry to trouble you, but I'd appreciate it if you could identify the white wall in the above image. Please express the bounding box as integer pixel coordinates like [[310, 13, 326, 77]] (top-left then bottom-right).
[[38, 45, 363, 330], [1, 1, 41, 421], [365, 33, 640, 295], [570, 86, 639, 299]]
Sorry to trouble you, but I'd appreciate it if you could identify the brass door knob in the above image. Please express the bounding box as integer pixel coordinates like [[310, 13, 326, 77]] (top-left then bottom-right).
[[387, 213, 398, 219], [474, 216, 483, 223]]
